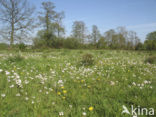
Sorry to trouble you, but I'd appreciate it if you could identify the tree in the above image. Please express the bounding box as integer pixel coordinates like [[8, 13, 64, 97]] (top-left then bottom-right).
[[146, 31, 156, 41], [144, 31, 156, 50], [71, 21, 86, 43], [39, 1, 57, 34], [91, 25, 101, 45], [54, 12, 65, 38], [0, 0, 35, 46], [97, 36, 107, 49], [104, 29, 116, 46]]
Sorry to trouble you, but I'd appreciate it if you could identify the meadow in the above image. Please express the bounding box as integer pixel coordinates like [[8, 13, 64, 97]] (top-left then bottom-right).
[[0, 49, 155, 117]]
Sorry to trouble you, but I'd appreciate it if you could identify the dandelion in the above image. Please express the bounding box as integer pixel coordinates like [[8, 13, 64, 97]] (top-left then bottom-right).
[[59, 111, 64, 116], [63, 90, 67, 94], [89, 106, 94, 111], [61, 86, 64, 89], [57, 92, 61, 95], [62, 96, 66, 99], [1, 94, 6, 98]]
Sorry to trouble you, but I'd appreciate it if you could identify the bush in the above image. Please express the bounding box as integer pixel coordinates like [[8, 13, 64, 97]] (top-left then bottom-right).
[[7, 54, 24, 62], [80, 53, 94, 66], [18, 43, 27, 51], [145, 56, 156, 64]]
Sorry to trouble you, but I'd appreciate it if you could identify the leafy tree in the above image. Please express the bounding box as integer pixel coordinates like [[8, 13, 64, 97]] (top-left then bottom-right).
[[0, 0, 35, 46], [144, 31, 156, 50], [97, 36, 107, 49]]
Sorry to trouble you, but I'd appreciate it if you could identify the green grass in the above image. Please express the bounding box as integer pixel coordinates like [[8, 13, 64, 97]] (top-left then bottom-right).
[[0, 50, 156, 117]]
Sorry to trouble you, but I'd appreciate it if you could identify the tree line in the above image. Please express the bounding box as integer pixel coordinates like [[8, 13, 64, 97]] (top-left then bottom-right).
[[0, 0, 156, 50]]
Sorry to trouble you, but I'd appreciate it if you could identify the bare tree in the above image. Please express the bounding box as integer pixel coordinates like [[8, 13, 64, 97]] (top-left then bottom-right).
[[39, 1, 57, 34], [54, 11, 65, 38], [91, 25, 101, 44], [0, 0, 35, 46], [71, 21, 87, 43]]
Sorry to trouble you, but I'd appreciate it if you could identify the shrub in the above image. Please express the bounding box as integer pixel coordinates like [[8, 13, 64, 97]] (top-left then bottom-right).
[[145, 56, 156, 64], [7, 54, 24, 62], [80, 53, 94, 66], [18, 43, 27, 51]]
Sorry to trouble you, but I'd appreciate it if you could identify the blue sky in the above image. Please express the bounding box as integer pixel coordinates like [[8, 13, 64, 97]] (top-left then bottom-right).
[[30, 0, 156, 42]]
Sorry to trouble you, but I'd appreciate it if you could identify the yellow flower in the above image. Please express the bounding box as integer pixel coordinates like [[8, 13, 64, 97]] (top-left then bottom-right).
[[81, 80, 84, 83], [63, 90, 67, 94], [97, 78, 100, 81], [89, 106, 94, 111], [57, 92, 61, 95], [61, 86, 64, 89], [62, 96, 66, 99], [87, 86, 91, 88]]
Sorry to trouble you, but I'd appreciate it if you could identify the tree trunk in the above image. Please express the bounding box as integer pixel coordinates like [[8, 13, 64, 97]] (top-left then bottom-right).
[[10, 22, 14, 47]]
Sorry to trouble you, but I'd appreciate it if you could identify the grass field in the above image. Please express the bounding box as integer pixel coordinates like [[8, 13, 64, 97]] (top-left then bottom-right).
[[0, 50, 156, 117]]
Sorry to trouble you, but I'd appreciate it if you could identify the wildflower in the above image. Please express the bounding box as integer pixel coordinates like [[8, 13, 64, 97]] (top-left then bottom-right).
[[52, 102, 55, 105], [1, 94, 6, 98], [46, 91, 49, 94], [69, 105, 72, 108], [5, 71, 10, 75], [81, 80, 84, 83], [110, 81, 115, 86], [39, 90, 42, 93], [89, 106, 94, 111], [32, 100, 34, 104], [0, 69, 3, 72], [9, 84, 14, 88], [82, 112, 87, 116], [59, 111, 64, 116], [25, 97, 29, 101], [16, 93, 21, 96], [61, 86, 64, 89], [63, 90, 67, 94], [87, 86, 91, 88], [62, 96, 66, 99], [57, 92, 61, 95]]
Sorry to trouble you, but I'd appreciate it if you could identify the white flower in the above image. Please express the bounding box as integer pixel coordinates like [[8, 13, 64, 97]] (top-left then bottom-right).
[[16, 93, 21, 96], [25, 97, 29, 101], [46, 91, 49, 94], [39, 90, 42, 93], [32, 100, 34, 104], [82, 112, 87, 116], [5, 71, 10, 75], [52, 102, 55, 105], [110, 81, 115, 86], [69, 105, 72, 108], [58, 80, 63, 84], [0, 69, 3, 72], [9, 84, 14, 88], [59, 111, 64, 116], [1, 94, 6, 97]]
